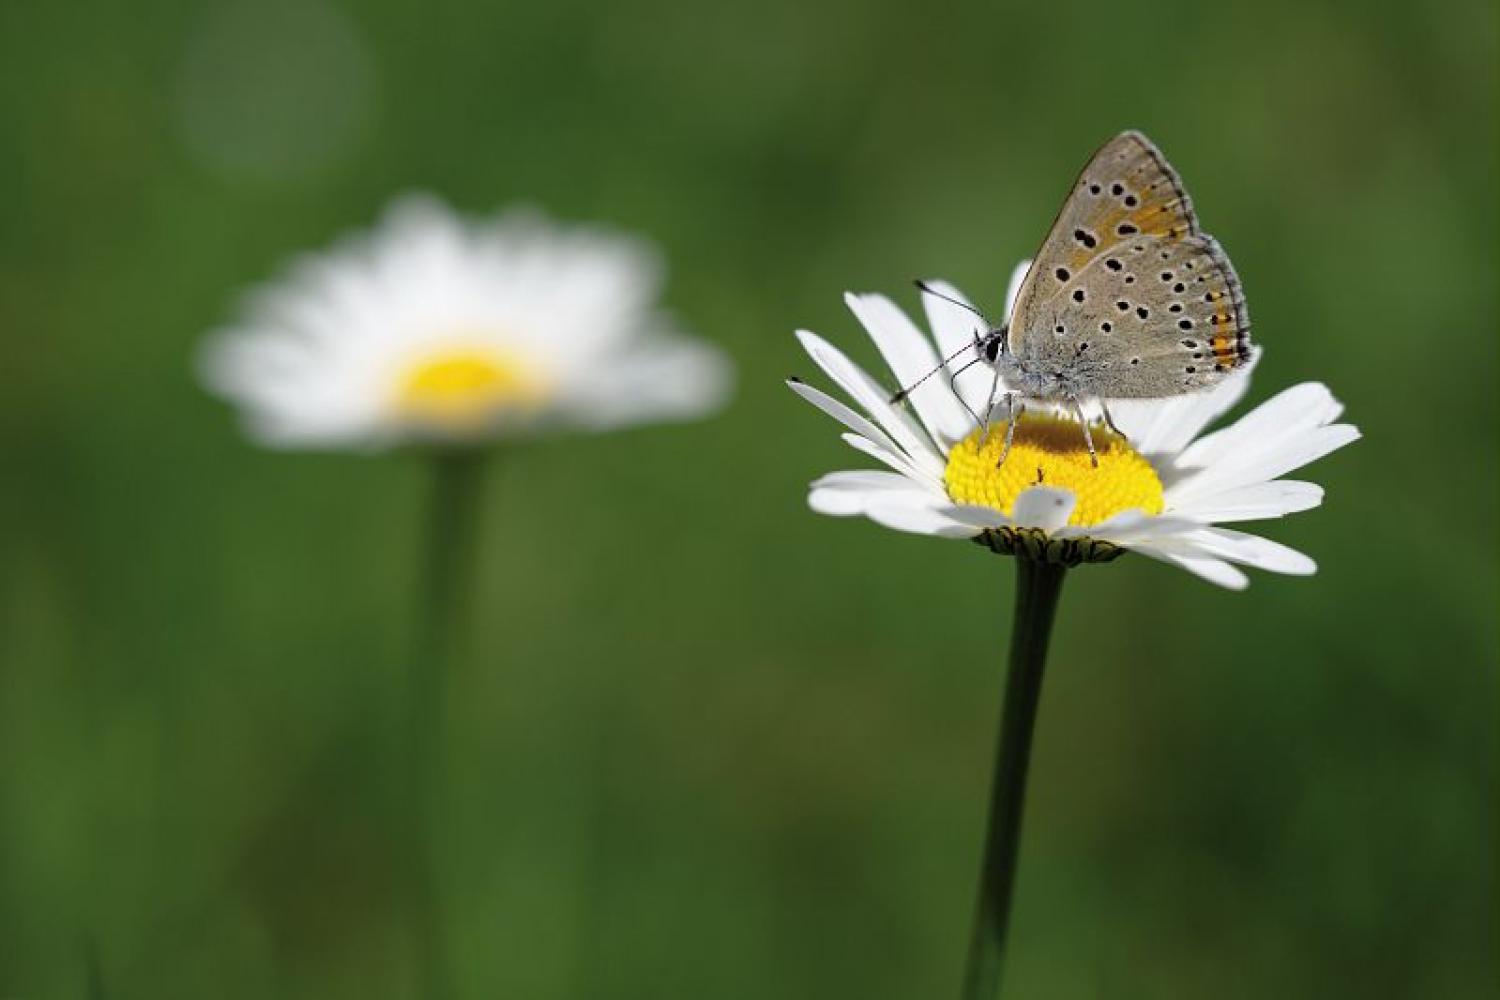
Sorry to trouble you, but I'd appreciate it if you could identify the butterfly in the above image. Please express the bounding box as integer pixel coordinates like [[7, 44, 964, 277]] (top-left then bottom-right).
[[900, 131, 1254, 466]]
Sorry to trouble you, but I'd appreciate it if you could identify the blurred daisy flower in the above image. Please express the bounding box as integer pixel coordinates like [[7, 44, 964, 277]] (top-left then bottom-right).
[[789, 263, 1359, 589], [201, 194, 731, 448], [198, 194, 731, 991]]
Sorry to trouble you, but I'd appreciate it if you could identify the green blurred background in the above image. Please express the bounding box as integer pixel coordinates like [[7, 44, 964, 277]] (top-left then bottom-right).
[[2, 0, 1495, 996]]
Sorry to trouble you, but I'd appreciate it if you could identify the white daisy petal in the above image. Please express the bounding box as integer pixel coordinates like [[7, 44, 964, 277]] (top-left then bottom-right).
[[811, 470, 928, 492], [845, 292, 972, 447], [244, 405, 379, 449], [1057, 510, 1203, 545], [809, 491, 870, 516], [1049, 507, 1152, 539], [795, 330, 946, 478], [563, 336, 732, 430], [1172, 527, 1318, 576], [840, 433, 942, 489], [1009, 487, 1077, 533], [1168, 424, 1360, 506], [1173, 382, 1344, 471], [936, 504, 1013, 530], [1129, 544, 1252, 590], [865, 501, 979, 538], [787, 378, 901, 455], [808, 471, 939, 516], [1166, 480, 1324, 523]]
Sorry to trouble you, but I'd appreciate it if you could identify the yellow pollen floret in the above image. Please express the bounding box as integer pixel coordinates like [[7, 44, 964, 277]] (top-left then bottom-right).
[[393, 346, 547, 429], [944, 414, 1164, 527]]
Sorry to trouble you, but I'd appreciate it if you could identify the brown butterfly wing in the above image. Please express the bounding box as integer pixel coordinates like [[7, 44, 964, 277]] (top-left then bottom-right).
[[1036, 233, 1254, 396], [1008, 131, 1252, 390]]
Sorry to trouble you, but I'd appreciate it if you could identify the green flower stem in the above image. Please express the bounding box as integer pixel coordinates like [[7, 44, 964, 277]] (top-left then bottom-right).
[[961, 557, 1067, 1000], [409, 448, 487, 1000]]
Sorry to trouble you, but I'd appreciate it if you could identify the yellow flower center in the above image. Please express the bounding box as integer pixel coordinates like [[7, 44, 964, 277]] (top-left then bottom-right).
[[944, 414, 1164, 527], [393, 347, 547, 429]]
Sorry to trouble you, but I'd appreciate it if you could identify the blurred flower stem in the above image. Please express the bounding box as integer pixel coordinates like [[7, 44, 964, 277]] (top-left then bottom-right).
[[409, 447, 488, 999], [962, 558, 1067, 1000]]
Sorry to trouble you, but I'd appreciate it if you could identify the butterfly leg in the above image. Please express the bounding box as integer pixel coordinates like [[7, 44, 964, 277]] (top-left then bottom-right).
[[1071, 397, 1099, 468], [1099, 399, 1128, 442], [957, 327, 998, 437], [982, 366, 1002, 424], [977, 367, 1003, 447], [949, 360, 988, 430], [996, 395, 1023, 468]]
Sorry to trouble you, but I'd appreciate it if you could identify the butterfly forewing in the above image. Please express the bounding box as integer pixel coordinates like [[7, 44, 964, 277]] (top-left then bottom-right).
[[1007, 131, 1253, 397]]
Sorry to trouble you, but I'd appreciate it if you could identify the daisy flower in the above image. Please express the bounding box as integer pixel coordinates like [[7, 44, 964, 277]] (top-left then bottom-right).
[[791, 262, 1359, 1000], [200, 193, 731, 448], [196, 195, 732, 993], [789, 262, 1359, 589]]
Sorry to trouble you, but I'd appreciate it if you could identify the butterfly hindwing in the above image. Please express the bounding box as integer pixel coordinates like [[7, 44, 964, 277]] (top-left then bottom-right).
[[1030, 233, 1253, 396]]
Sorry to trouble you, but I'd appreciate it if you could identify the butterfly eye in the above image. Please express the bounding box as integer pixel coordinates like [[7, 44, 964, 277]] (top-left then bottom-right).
[[983, 334, 1003, 362]]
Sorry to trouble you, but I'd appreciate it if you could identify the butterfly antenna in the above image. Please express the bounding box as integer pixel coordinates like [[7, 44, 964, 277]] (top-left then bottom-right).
[[889, 341, 978, 404], [913, 280, 992, 323], [890, 281, 999, 405]]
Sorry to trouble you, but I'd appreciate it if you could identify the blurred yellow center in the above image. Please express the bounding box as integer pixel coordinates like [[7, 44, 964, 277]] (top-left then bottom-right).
[[944, 415, 1164, 527], [394, 348, 545, 428]]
